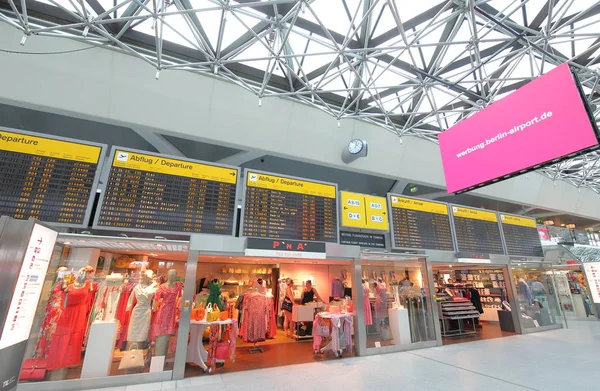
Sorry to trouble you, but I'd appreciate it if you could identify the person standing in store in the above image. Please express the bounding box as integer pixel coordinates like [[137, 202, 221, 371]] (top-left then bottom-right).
[[301, 280, 324, 304], [282, 279, 295, 337]]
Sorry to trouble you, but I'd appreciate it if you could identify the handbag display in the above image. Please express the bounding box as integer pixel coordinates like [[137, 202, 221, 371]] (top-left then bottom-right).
[[219, 307, 230, 321], [19, 358, 47, 381], [207, 303, 221, 322], [118, 344, 145, 370], [315, 322, 330, 337], [380, 325, 393, 341], [215, 341, 230, 360]]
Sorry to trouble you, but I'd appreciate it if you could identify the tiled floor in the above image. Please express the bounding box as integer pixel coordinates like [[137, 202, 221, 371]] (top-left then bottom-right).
[[84, 320, 600, 391]]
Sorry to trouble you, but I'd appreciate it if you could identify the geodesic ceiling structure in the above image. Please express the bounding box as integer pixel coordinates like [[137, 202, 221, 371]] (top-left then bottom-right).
[[2, 0, 600, 193]]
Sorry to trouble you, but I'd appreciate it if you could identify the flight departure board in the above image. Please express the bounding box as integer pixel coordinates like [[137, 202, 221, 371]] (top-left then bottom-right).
[[451, 206, 505, 255], [94, 148, 238, 235], [499, 214, 544, 257], [388, 195, 454, 251], [0, 128, 104, 227], [242, 171, 338, 242]]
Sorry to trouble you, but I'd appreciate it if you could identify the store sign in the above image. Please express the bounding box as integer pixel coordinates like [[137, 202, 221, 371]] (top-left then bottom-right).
[[245, 238, 326, 259], [583, 263, 600, 304], [339, 231, 386, 249], [339, 191, 388, 231], [0, 224, 58, 348], [439, 63, 600, 194], [456, 252, 491, 263]]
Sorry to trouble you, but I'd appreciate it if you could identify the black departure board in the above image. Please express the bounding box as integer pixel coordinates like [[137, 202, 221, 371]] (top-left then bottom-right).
[[0, 129, 104, 227], [499, 214, 543, 257], [451, 206, 505, 255], [388, 195, 454, 251], [94, 148, 238, 235], [242, 171, 338, 242]]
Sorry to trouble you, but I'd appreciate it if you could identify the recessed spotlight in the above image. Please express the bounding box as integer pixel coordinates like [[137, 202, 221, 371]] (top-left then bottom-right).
[[64, 241, 71, 245]]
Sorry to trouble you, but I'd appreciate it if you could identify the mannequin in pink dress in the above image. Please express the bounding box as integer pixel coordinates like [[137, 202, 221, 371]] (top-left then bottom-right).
[[152, 269, 183, 358], [362, 279, 373, 326]]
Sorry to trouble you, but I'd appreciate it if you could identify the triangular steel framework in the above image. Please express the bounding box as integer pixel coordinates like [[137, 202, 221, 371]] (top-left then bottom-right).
[[2, 0, 600, 193]]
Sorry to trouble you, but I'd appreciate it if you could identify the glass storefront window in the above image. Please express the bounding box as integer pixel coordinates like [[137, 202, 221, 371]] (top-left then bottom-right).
[[511, 263, 563, 330], [19, 243, 185, 384], [360, 258, 435, 349]]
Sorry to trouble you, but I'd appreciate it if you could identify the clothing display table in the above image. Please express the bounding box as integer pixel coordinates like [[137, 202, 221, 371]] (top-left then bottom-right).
[[186, 320, 233, 372], [313, 312, 354, 357], [438, 301, 479, 337]]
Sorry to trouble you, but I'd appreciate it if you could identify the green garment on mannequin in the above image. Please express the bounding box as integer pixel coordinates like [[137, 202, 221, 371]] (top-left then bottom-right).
[[206, 280, 224, 310]]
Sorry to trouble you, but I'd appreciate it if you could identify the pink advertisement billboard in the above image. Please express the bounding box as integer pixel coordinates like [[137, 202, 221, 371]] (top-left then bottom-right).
[[439, 63, 600, 193]]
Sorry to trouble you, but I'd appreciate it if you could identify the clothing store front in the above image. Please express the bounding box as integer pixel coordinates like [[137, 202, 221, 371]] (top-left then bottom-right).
[[510, 261, 565, 332], [172, 234, 361, 379], [18, 234, 190, 391], [429, 255, 521, 345], [354, 252, 438, 356]]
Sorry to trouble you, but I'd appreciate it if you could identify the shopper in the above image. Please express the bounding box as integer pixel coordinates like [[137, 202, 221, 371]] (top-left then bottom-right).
[[282, 279, 295, 337], [301, 280, 324, 304]]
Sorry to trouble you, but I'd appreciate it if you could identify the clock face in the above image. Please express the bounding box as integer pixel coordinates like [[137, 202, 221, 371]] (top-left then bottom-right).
[[348, 139, 364, 154]]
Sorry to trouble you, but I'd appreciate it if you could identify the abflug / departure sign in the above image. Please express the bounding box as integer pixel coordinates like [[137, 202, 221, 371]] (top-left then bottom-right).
[[0, 129, 103, 226], [242, 171, 338, 243], [439, 63, 600, 194], [94, 148, 238, 235]]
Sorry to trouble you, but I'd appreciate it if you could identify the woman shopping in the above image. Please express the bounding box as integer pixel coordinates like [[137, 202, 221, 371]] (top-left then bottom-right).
[[281, 279, 295, 337]]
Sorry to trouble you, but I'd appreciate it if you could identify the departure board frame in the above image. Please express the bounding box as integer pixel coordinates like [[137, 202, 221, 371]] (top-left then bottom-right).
[[387, 194, 456, 252], [93, 147, 240, 237], [449, 204, 507, 256], [0, 127, 106, 228], [498, 212, 544, 258], [240, 169, 340, 243]]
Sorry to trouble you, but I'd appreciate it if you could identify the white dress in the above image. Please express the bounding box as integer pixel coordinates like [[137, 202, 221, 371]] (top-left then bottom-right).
[[127, 283, 157, 342]]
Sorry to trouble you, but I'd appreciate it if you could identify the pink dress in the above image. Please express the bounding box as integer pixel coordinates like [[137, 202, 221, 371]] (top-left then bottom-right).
[[374, 282, 388, 320], [151, 282, 182, 340], [363, 284, 373, 326]]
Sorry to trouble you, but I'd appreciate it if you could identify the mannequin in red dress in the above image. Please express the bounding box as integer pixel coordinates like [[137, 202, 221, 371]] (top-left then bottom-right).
[[47, 267, 93, 375], [152, 269, 183, 358]]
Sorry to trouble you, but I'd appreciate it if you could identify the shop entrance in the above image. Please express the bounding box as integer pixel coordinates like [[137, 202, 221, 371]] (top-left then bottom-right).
[[432, 264, 517, 345], [182, 254, 355, 377]]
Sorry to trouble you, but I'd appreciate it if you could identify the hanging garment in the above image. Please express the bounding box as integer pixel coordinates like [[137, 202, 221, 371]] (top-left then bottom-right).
[[206, 280, 224, 311], [46, 282, 92, 370], [127, 283, 156, 342], [151, 282, 183, 341], [363, 284, 373, 326], [35, 282, 65, 359], [331, 278, 344, 298], [115, 283, 135, 349], [374, 282, 388, 319], [241, 293, 271, 343]]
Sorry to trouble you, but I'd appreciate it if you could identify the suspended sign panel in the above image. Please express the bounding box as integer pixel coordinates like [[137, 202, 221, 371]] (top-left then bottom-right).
[[339, 191, 388, 231], [242, 170, 338, 243], [94, 148, 238, 236], [451, 206, 505, 255], [0, 128, 105, 227], [439, 63, 600, 194], [499, 214, 544, 257], [388, 195, 454, 251]]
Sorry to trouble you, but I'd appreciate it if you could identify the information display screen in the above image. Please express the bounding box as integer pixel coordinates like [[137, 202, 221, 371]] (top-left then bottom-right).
[[388, 195, 454, 251], [242, 171, 338, 242], [0, 129, 104, 226], [94, 148, 238, 235], [499, 214, 544, 257], [451, 206, 505, 255]]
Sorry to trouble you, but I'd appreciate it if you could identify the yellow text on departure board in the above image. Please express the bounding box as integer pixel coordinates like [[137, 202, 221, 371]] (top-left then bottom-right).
[[246, 171, 336, 198], [500, 214, 537, 228], [390, 195, 448, 215], [452, 206, 498, 222], [112, 150, 237, 184], [0, 129, 101, 163]]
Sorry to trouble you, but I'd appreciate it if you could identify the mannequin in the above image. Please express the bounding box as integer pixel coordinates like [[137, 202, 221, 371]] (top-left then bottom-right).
[[153, 269, 183, 357], [207, 277, 224, 310], [126, 270, 158, 350], [47, 266, 94, 379]]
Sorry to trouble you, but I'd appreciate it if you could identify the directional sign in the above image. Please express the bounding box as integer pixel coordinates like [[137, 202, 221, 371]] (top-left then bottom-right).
[[340, 191, 388, 231]]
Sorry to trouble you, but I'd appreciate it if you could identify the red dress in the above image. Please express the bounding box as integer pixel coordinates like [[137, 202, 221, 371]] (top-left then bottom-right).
[[150, 282, 182, 341], [47, 282, 92, 370]]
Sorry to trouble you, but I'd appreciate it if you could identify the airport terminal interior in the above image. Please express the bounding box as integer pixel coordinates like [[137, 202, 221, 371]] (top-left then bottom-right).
[[1, 1, 600, 390]]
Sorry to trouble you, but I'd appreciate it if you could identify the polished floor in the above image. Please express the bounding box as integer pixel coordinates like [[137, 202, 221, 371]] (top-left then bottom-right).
[[86, 319, 599, 391]]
